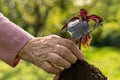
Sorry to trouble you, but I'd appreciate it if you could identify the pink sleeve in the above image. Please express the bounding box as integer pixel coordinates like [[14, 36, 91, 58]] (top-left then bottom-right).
[[0, 13, 34, 67]]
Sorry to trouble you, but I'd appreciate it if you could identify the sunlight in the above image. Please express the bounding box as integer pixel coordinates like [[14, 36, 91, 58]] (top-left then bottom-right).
[[74, 0, 91, 6]]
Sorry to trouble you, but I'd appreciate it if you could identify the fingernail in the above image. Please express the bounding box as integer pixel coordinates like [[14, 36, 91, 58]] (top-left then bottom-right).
[[79, 53, 85, 60]]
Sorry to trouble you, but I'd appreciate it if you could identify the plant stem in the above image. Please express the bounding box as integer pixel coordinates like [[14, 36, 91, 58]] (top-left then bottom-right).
[[79, 38, 82, 50]]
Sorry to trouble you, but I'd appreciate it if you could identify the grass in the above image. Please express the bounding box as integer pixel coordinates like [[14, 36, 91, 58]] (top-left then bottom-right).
[[0, 46, 120, 80], [83, 46, 120, 80]]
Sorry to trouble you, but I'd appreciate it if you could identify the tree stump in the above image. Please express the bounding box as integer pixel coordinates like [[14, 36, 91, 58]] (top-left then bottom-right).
[[54, 60, 107, 80]]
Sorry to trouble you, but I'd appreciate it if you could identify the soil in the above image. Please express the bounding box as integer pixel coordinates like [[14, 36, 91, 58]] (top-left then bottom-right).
[[54, 60, 107, 80]]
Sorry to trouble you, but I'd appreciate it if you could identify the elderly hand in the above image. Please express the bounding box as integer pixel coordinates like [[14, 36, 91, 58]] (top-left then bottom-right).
[[18, 35, 84, 74]]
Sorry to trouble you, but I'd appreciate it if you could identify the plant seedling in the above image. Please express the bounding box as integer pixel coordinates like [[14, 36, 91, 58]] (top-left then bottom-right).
[[54, 8, 107, 80], [61, 8, 103, 48]]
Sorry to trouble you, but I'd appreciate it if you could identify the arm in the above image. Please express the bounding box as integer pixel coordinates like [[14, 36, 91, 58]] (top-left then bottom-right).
[[0, 13, 33, 67], [0, 13, 84, 74]]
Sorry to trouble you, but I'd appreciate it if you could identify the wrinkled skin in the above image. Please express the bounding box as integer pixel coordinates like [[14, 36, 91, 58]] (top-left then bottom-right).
[[18, 35, 84, 74]]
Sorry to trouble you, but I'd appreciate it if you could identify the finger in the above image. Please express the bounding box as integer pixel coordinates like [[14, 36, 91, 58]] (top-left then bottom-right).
[[54, 44, 77, 64], [46, 53, 71, 69], [39, 61, 62, 74], [47, 35, 61, 40], [56, 38, 84, 60]]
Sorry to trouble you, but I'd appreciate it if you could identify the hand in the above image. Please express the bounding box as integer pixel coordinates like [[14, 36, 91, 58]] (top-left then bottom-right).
[[18, 35, 84, 74]]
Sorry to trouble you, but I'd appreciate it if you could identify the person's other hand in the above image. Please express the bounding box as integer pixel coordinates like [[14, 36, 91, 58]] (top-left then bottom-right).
[[18, 35, 84, 74]]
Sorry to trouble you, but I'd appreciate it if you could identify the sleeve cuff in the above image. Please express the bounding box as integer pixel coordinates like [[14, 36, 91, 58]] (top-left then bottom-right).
[[0, 13, 34, 67], [13, 56, 20, 67]]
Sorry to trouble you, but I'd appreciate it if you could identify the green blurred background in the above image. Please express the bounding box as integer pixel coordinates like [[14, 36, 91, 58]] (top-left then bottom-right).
[[0, 0, 120, 80]]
